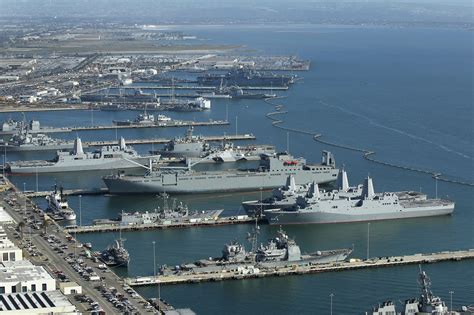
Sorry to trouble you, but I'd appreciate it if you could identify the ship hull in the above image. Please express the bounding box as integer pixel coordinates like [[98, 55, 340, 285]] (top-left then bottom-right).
[[264, 204, 454, 225], [9, 156, 157, 174], [0, 143, 76, 152], [103, 169, 339, 194]]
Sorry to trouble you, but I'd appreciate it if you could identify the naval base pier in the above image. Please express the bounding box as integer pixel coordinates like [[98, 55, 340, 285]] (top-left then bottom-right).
[[125, 249, 474, 287]]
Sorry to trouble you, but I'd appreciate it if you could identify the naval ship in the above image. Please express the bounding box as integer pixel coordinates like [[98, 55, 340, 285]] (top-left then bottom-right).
[[93, 193, 223, 226], [368, 268, 473, 315], [7, 137, 160, 174], [160, 226, 351, 274], [0, 119, 70, 135], [103, 151, 339, 194], [150, 127, 209, 158], [99, 235, 130, 267], [197, 68, 295, 87], [242, 169, 363, 216], [45, 185, 76, 221], [264, 176, 455, 225], [0, 130, 78, 152]]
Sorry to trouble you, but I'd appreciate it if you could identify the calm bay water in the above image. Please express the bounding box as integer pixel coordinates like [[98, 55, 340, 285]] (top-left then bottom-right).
[[3, 25, 473, 313]]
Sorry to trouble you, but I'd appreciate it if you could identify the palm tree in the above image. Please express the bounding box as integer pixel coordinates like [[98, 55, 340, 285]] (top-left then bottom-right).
[[43, 216, 53, 235]]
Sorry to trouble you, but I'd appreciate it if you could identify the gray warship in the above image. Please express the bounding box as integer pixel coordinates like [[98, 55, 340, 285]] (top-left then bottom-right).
[[99, 232, 130, 267], [8, 137, 160, 174], [0, 129, 78, 152], [242, 169, 362, 216], [103, 151, 339, 194], [151, 127, 275, 163], [93, 193, 223, 226], [368, 268, 473, 315], [160, 225, 352, 274], [0, 119, 70, 135], [264, 176, 455, 225], [151, 127, 210, 158]]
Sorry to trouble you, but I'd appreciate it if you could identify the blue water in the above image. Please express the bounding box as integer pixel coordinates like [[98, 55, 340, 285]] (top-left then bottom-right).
[[3, 25, 473, 313]]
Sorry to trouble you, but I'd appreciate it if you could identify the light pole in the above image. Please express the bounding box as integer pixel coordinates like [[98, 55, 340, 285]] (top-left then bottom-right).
[[367, 222, 370, 260], [153, 240, 160, 313], [330, 293, 334, 315], [235, 115, 238, 136], [35, 167, 38, 192], [79, 195, 82, 227], [449, 291, 454, 313]]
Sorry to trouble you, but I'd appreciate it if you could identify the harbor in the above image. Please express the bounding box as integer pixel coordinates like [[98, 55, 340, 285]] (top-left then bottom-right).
[[0, 14, 472, 314], [125, 249, 474, 286]]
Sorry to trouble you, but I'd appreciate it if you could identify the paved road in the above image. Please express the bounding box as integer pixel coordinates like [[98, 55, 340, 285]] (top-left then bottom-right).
[[0, 188, 168, 314]]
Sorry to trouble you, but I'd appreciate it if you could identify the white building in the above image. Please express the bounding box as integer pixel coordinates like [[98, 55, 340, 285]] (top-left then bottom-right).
[[58, 282, 82, 295], [0, 290, 77, 314], [0, 261, 55, 294], [18, 95, 37, 103], [0, 234, 22, 263]]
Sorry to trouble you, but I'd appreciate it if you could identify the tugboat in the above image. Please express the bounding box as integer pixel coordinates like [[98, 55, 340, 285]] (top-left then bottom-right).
[[100, 231, 130, 267], [45, 185, 77, 221]]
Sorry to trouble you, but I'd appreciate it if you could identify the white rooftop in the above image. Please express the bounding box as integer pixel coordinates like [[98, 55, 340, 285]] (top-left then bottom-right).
[[0, 208, 14, 224], [0, 290, 76, 313], [0, 261, 54, 283]]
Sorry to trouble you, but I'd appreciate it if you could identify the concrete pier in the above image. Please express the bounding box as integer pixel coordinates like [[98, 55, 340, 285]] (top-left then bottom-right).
[[125, 249, 474, 287], [65, 216, 258, 234], [85, 133, 256, 147], [72, 119, 229, 131]]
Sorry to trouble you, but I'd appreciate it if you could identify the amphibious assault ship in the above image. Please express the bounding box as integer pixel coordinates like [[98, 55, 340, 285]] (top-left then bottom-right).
[[264, 176, 455, 225], [8, 137, 160, 174], [368, 268, 473, 315], [242, 169, 362, 216], [103, 151, 339, 194], [160, 225, 351, 274]]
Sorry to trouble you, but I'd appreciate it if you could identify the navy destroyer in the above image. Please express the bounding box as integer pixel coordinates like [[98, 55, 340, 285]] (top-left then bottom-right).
[[103, 151, 339, 194], [99, 236, 130, 267], [264, 176, 455, 225], [0, 130, 78, 152], [368, 268, 473, 315], [8, 137, 160, 174], [160, 225, 351, 274], [93, 193, 223, 226]]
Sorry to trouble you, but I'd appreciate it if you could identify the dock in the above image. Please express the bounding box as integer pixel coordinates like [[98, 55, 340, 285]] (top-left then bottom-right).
[[124, 249, 474, 287], [84, 133, 256, 147], [65, 216, 258, 234], [24, 188, 108, 198], [117, 85, 288, 91], [71, 120, 229, 131]]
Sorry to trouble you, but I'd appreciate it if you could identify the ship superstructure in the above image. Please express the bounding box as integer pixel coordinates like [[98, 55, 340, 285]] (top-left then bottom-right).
[[8, 137, 160, 173], [264, 176, 455, 225], [45, 185, 76, 220]]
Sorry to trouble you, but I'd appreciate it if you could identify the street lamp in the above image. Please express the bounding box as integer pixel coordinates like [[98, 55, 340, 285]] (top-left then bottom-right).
[[153, 241, 160, 313], [367, 222, 371, 260], [330, 293, 334, 315], [449, 291, 454, 312], [79, 195, 82, 227]]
